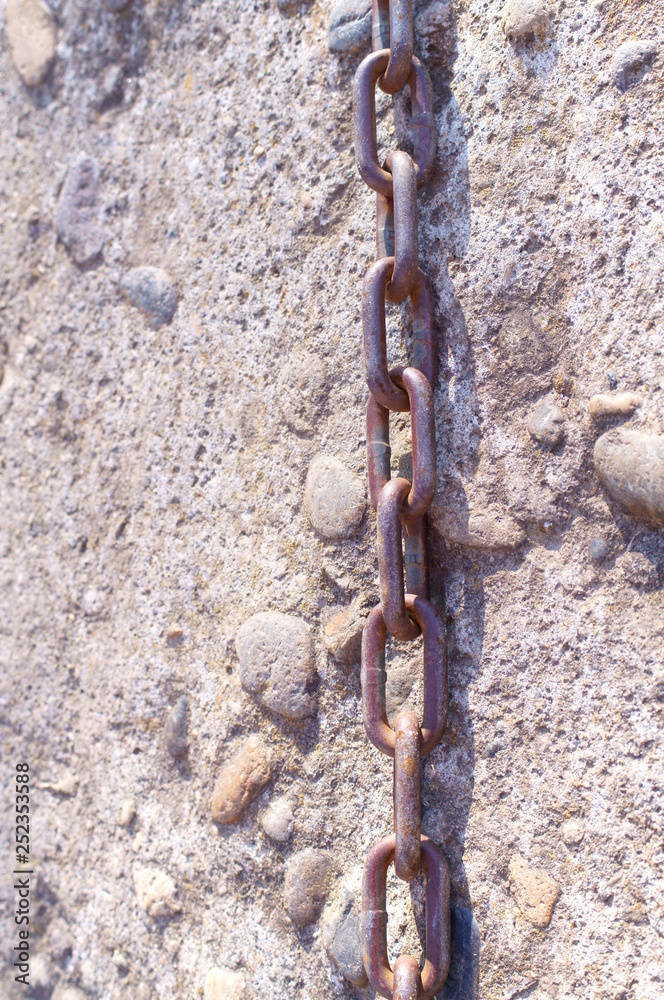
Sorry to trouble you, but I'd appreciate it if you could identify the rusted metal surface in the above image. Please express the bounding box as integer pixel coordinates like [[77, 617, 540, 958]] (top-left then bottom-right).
[[377, 477, 421, 641], [361, 594, 447, 758], [353, 51, 436, 196], [351, 1, 454, 993], [363, 262, 437, 412], [384, 151, 418, 302], [363, 835, 451, 1000], [372, 0, 413, 95], [394, 710, 421, 879]]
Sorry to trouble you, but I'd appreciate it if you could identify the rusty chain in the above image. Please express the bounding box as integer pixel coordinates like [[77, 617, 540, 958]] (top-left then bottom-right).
[[352, 1, 452, 996]]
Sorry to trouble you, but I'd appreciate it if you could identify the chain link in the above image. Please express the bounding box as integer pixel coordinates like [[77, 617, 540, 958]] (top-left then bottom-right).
[[352, 2, 451, 995]]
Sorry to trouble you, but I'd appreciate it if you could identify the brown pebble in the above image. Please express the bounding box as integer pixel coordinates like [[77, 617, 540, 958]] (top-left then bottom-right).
[[210, 736, 272, 825], [508, 854, 559, 927], [284, 849, 332, 927], [322, 596, 370, 665], [166, 624, 183, 646], [588, 392, 642, 420]]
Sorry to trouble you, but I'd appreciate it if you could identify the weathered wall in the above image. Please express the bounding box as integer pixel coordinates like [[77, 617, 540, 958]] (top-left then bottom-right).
[[0, 0, 662, 998]]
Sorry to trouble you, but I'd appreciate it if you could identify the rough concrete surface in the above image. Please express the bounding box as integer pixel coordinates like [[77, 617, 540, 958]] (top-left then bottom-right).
[[0, 0, 663, 999]]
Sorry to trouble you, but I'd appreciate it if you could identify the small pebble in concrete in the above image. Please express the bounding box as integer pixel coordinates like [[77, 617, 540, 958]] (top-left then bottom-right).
[[133, 866, 181, 919], [323, 904, 366, 985], [121, 267, 177, 328], [51, 771, 77, 795], [100, 64, 124, 105], [304, 455, 366, 540], [508, 854, 559, 928], [322, 595, 369, 665], [210, 736, 272, 825], [166, 623, 184, 646], [276, 349, 328, 435], [204, 967, 247, 1000], [527, 400, 565, 449], [561, 819, 585, 847], [284, 849, 332, 927], [328, 0, 372, 55], [118, 798, 136, 827], [237, 611, 316, 721], [104, 0, 133, 10], [588, 392, 642, 421], [610, 40, 658, 91], [261, 795, 294, 842], [588, 536, 609, 564], [56, 156, 106, 266], [501, 0, 549, 38], [607, 370, 618, 389], [6, 0, 56, 87], [164, 694, 188, 759], [594, 429, 664, 526]]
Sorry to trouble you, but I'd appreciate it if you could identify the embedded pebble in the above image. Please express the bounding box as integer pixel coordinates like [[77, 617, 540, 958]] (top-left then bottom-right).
[[304, 455, 366, 540], [164, 694, 188, 759], [284, 849, 332, 927], [121, 267, 177, 328], [508, 854, 559, 927], [261, 795, 294, 842], [133, 866, 181, 919], [321, 595, 370, 665], [165, 623, 184, 646], [210, 736, 272, 825], [500, 0, 550, 38], [53, 988, 87, 1000], [204, 967, 247, 1000], [6, 0, 56, 87], [118, 798, 136, 827], [610, 40, 658, 91], [276, 349, 328, 434], [431, 502, 526, 551], [527, 400, 565, 449], [236, 611, 316, 720], [100, 64, 124, 104], [56, 156, 105, 266], [588, 392, 642, 421], [561, 819, 586, 847], [593, 429, 664, 526], [588, 536, 609, 564], [328, 0, 372, 55], [323, 902, 366, 986], [385, 663, 415, 720], [50, 771, 77, 795]]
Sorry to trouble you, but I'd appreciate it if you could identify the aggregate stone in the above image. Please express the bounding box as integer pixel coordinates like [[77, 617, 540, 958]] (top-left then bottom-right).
[[500, 0, 550, 39], [261, 795, 294, 842], [322, 903, 366, 986], [210, 736, 272, 825], [204, 967, 247, 1000], [593, 429, 664, 526], [276, 349, 328, 434], [165, 623, 184, 646], [561, 819, 585, 847], [164, 694, 188, 759], [304, 455, 366, 540], [56, 156, 105, 266], [5, 0, 56, 87], [527, 400, 565, 449], [588, 392, 642, 421], [321, 595, 369, 664], [588, 536, 609, 564], [121, 267, 177, 328], [133, 867, 181, 919], [236, 611, 316, 720], [328, 0, 372, 55], [430, 503, 526, 551], [508, 855, 559, 928], [610, 40, 658, 90], [117, 798, 136, 827], [284, 849, 332, 927]]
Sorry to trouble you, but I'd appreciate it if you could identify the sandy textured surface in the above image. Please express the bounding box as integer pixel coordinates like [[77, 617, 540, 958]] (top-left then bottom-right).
[[1, 0, 663, 998]]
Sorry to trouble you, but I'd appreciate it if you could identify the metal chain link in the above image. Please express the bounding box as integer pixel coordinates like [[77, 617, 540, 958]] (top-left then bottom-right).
[[352, 3, 451, 996]]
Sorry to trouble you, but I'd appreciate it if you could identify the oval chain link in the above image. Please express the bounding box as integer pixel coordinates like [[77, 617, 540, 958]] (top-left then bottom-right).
[[351, 0, 451, 995]]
